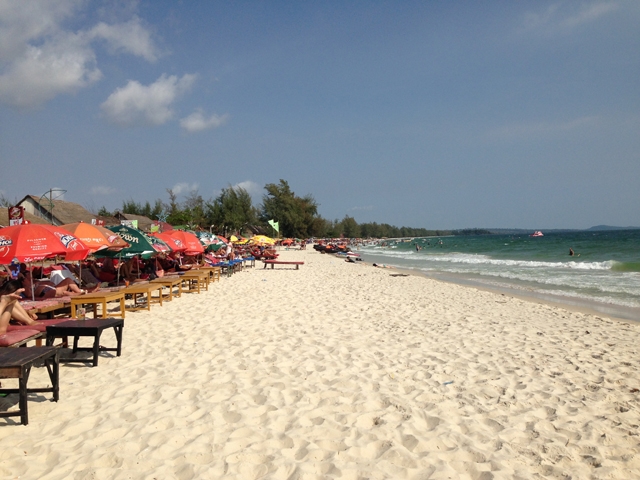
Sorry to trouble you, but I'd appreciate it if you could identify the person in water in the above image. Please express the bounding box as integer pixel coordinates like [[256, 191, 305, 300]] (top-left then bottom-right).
[[569, 248, 574, 256]]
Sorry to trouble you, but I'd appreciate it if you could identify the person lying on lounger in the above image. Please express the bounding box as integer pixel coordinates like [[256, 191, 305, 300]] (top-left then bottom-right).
[[0, 282, 40, 335], [21, 269, 87, 298]]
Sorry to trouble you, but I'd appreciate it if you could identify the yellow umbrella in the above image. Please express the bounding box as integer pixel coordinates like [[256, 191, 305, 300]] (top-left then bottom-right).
[[230, 235, 239, 242], [249, 235, 275, 245]]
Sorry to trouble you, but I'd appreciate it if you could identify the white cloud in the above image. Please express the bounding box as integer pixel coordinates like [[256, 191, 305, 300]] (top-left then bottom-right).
[[0, 0, 159, 108], [90, 185, 116, 195], [50, 188, 66, 200], [88, 17, 159, 62], [180, 109, 229, 133], [101, 74, 196, 126], [171, 182, 199, 196], [232, 181, 261, 196], [522, 2, 618, 34], [0, 30, 102, 108], [488, 116, 599, 140], [211, 181, 263, 203]]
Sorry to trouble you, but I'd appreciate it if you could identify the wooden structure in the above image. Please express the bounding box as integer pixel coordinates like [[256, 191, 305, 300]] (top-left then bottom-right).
[[0, 346, 60, 425], [46, 318, 124, 367]]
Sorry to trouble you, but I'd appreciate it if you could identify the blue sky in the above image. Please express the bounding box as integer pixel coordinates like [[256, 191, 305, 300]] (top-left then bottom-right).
[[1, 0, 638, 229]]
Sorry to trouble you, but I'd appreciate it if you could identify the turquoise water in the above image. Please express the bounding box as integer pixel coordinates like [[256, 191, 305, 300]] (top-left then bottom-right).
[[359, 230, 640, 320]]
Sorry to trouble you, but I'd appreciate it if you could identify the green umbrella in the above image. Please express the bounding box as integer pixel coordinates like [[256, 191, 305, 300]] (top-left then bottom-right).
[[94, 225, 157, 259]]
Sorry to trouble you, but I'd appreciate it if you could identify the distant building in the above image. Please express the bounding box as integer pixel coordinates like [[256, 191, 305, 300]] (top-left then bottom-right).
[[112, 212, 154, 232], [16, 195, 118, 226]]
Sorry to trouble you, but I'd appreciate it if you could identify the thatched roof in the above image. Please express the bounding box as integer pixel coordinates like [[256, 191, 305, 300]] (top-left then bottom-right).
[[18, 195, 97, 226], [0, 208, 49, 228]]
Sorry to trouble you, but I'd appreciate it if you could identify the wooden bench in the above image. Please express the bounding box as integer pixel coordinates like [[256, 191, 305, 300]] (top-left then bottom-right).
[[262, 260, 304, 270], [0, 346, 60, 425]]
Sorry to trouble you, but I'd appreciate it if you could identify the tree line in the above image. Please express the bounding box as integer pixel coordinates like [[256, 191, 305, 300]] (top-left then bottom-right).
[[96, 179, 478, 239]]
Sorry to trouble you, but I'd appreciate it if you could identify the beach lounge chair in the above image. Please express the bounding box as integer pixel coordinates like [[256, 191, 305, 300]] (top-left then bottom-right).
[[0, 330, 44, 348]]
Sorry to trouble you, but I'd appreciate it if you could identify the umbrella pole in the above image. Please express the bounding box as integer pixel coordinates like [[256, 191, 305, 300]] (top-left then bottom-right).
[[30, 262, 35, 301], [116, 253, 121, 287]]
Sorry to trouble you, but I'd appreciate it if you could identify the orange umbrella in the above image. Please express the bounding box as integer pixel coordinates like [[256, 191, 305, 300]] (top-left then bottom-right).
[[62, 222, 129, 254]]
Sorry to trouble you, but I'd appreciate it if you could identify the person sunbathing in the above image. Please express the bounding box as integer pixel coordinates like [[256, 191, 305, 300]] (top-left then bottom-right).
[[0, 284, 39, 335], [21, 270, 86, 298]]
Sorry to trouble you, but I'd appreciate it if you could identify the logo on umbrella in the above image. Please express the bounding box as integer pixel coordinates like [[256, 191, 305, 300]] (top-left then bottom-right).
[[0, 236, 11, 257], [55, 232, 83, 250]]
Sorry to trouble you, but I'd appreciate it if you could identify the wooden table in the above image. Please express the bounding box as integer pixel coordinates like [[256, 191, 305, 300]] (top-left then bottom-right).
[[150, 277, 183, 301], [262, 260, 304, 270], [122, 284, 163, 311], [197, 266, 221, 282], [180, 271, 209, 293], [0, 346, 60, 425], [70, 291, 125, 319], [46, 318, 124, 367]]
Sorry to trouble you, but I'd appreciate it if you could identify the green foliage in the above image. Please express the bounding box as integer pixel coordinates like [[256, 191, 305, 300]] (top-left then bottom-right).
[[260, 180, 319, 238], [0, 194, 16, 208], [120, 198, 165, 221], [97, 206, 111, 217], [88, 178, 457, 237], [206, 185, 256, 234]]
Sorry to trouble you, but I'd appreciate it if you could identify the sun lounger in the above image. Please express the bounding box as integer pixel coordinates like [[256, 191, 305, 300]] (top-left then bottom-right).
[[7, 319, 73, 334], [0, 330, 44, 348], [262, 260, 304, 270]]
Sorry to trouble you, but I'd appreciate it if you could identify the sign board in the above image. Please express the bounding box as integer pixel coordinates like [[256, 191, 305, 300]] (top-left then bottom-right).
[[8, 206, 24, 226], [121, 219, 138, 229]]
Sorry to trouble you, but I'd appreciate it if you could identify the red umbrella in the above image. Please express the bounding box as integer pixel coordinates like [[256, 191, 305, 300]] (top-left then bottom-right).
[[150, 232, 186, 252], [166, 230, 204, 255], [0, 224, 90, 263]]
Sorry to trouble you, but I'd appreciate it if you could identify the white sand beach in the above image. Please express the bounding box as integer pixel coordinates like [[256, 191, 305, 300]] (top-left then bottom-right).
[[1, 248, 639, 479]]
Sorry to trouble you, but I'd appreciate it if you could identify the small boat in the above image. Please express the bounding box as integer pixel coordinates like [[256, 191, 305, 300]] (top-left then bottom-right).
[[531, 231, 544, 237]]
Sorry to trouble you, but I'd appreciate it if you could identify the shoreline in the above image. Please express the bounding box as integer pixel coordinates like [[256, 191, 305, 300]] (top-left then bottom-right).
[[1, 248, 639, 478], [355, 250, 640, 324]]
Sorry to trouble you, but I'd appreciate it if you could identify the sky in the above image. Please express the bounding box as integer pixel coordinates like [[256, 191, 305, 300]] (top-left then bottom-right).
[[1, 0, 639, 230]]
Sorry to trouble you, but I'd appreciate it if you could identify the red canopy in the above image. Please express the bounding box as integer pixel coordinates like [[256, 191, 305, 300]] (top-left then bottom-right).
[[150, 232, 186, 252], [166, 230, 204, 255], [0, 224, 90, 263]]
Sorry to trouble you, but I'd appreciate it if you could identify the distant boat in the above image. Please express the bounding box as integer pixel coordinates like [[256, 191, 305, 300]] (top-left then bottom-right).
[[531, 231, 544, 237]]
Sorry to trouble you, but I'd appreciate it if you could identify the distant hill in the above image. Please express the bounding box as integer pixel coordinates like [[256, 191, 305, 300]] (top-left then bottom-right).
[[481, 226, 640, 234], [587, 225, 640, 231], [485, 228, 577, 235]]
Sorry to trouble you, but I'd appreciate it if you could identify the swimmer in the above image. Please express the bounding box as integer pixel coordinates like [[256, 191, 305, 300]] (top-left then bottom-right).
[[372, 263, 393, 269]]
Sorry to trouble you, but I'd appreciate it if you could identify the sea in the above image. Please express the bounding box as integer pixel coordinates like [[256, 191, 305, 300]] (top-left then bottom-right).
[[357, 229, 640, 322]]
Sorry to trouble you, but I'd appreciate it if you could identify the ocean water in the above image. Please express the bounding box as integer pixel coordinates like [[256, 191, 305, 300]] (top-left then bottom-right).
[[358, 230, 640, 321]]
